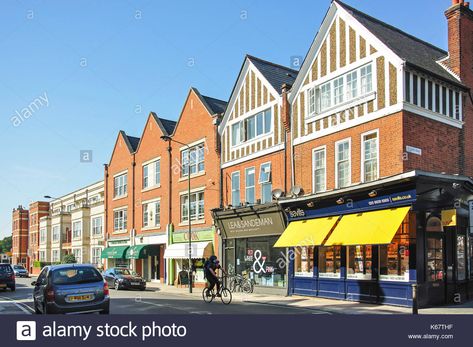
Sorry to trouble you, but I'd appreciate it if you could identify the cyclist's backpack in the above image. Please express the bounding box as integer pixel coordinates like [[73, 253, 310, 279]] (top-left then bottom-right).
[[203, 259, 211, 279]]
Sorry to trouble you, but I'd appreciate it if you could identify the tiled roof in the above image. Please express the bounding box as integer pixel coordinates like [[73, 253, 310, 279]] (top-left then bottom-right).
[[126, 135, 140, 152], [247, 55, 298, 92], [201, 95, 227, 115], [159, 118, 177, 135], [335, 0, 460, 85]]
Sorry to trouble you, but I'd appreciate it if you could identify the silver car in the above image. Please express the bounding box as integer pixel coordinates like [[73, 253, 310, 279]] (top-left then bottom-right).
[[32, 264, 110, 314]]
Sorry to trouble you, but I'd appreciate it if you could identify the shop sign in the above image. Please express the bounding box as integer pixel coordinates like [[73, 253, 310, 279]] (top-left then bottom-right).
[[406, 145, 422, 156], [219, 211, 286, 239], [286, 189, 416, 221], [172, 229, 214, 243], [441, 209, 457, 227]]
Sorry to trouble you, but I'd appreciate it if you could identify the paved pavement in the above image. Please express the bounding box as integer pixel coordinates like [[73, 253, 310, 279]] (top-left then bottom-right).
[[2, 277, 473, 315]]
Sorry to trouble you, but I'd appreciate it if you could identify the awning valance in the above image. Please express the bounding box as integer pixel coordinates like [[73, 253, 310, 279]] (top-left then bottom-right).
[[101, 246, 129, 259], [274, 216, 339, 247], [163, 242, 213, 259], [324, 206, 410, 246], [125, 245, 159, 259]]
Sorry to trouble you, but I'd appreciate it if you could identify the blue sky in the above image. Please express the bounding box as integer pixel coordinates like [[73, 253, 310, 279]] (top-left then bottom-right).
[[0, 0, 451, 238]]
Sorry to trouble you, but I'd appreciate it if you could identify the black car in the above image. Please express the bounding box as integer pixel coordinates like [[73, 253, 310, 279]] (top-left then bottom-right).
[[32, 264, 110, 314], [103, 268, 146, 291], [0, 264, 15, 291]]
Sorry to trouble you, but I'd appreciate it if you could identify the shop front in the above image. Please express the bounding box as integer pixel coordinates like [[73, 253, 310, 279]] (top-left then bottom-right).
[[278, 171, 473, 307], [213, 204, 288, 292], [101, 243, 130, 269], [164, 228, 215, 288], [132, 233, 166, 282]]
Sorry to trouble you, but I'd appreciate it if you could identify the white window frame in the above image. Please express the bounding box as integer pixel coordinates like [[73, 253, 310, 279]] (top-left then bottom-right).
[[361, 129, 380, 183], [114, 172, 128, 198], [181, 143, 205, 177], [40, 228, 47, 244], [142, 199, 161, 229], [92, 247, 102, 265], [259, 162, 272, 204], [245, 167, 256, 204], [335, 138, 352, 189], [181, 191, 205, 223], [52, 249, 60, 263], [92, 216, 103, 237], [72, 221, 82, 240], [312, 146, 327, 193], [72, 248, 82, 263], [142, 158, 161, 190], [113, 208, 128, 232], [52, 225, 60, 242], [230, 108, 272, 148], [231, 171, 241, 207]]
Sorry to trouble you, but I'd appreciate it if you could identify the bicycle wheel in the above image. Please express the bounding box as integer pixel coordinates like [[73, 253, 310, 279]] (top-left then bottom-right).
[[202, 287, 214, 303], [229, 278, 238, 292], [241, 279, 253, 294], [220, 288, 232, 305]]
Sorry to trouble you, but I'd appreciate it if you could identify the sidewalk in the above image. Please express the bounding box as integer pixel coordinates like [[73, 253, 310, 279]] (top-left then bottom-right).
[[146, 282, 473, 315]]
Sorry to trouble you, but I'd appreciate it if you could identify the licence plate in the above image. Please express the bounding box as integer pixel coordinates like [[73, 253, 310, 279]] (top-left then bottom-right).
[[67, 294, 94, 302], [131, 282, 140, 286]]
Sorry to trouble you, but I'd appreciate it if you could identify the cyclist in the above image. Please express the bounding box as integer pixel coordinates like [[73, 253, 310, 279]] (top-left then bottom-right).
[[204, 255, 227, 297]]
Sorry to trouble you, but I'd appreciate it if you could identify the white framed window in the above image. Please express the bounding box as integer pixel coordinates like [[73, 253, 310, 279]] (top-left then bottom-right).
[[52, 225, 60, 242], [307, 63, 374, 118], [182, 144, 205, 177], [245, 167, 256, 204], [231, 108, 272, 147], [92, 216, 103, 236], [181, 192, 205, 222], [113, 209, 127, 231], [72, 248, 82, 263], [259, 162, 272, 204], [40, 228, 47, 244], [52, 249, 60, 263], [72, 221, 82, 240], [313, 147, 326, 193], [92, 247, 102, 265], [143, 159, 161, 189], [335, 139, 351, 189], [142, 200, 161, 228], [231, 172, 240, 206], [362, 130, 379, 182], [39, 251, 46, 261], [114, 173, 127, 197]]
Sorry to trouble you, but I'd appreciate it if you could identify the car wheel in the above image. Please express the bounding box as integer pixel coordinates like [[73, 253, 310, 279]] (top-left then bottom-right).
[[114, 280, 120, 290], [34, 300, 41, 314]]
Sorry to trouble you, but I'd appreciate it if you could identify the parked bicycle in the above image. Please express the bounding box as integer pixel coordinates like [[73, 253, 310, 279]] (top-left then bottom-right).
[[228, 273, 254, 294], [202, 277, 232, 305]]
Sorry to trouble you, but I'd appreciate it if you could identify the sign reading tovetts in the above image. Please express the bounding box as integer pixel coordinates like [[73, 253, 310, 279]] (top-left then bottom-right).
[[214, 205, 286, 239]]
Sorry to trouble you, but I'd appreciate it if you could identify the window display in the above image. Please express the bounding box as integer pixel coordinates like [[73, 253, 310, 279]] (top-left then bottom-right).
[[318, 246, 341, 278], [457, 235, 466, 281], [294, 246, 314, 277], [347, 245, 372, 279]]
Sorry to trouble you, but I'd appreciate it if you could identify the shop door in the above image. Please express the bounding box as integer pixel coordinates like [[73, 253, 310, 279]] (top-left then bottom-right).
[[426, 234, 446, 306], [150, 255, 160, 281]]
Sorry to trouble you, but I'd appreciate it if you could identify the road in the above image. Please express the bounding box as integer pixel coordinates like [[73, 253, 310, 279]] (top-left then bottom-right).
[[0, 277, 328, 315]]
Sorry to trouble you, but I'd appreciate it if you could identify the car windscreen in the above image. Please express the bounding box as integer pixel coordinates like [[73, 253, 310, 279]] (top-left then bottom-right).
[[0, 265, 12, 274], [51, 267, 103, 285], [14, 265, 24, 270], [115, 269, 131, 276]]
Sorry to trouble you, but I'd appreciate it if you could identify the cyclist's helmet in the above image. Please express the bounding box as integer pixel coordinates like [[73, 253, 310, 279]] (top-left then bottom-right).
[[209, 255, 217, 263]]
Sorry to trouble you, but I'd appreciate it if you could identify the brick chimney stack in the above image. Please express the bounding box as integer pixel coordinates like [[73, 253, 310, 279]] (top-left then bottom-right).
[[446, 0, 473, 177]]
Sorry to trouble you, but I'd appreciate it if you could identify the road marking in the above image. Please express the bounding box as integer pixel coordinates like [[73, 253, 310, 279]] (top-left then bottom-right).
[[189, 311, 212, 315], [0, 296, 34, 314]]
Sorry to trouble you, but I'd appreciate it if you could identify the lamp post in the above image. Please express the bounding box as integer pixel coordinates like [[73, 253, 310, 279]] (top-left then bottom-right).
[[161, 135, 193, 293], [44, 195, 63, 212]]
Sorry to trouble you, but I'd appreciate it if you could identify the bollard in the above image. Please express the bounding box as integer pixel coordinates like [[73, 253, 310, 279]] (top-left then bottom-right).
[[412, 283, 418, 315]]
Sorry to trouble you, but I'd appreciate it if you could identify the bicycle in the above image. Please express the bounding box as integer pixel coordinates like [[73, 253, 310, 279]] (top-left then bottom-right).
[[228, 273, 253, 294], [202, 277, 232, 305]]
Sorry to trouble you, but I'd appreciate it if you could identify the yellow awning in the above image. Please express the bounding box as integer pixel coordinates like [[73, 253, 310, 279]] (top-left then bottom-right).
[[274, 216, 339, 247], [324, 206, 410, 246]]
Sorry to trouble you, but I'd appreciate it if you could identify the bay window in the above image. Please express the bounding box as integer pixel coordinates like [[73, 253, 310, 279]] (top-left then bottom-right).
[[231, 109, 272, 147], [40, 228, 46, 244], [259, 163, 272, 204], [72, 221, 82, 240], [52, 225, 60, 242], [245, 167, 255, 204]]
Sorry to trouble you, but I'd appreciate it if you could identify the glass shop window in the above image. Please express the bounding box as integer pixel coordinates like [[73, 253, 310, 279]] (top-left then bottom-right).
[[294, 246, 314, 277], [347, 245, 372, 280], [457, 235, 466, 281], [318, 246, 341, 278]]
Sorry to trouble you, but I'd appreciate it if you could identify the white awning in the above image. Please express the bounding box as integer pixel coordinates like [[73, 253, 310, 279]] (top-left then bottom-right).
[[163, 242, 213, 259]]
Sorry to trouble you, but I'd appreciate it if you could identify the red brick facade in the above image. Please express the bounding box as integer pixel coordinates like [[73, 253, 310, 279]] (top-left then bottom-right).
[[11, 206, 29, 267], [28, 201, 49, 274]]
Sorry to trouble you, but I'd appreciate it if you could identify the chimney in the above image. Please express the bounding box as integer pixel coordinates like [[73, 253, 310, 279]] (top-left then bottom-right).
[[281, 83, 291, 132], [445, 0, 473, 78]]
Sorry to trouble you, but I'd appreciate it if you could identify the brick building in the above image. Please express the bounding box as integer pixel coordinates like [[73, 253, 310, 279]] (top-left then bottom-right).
[[165, 88, 226, 287], [214, 55, 297, 292], [27, 201, 49, 274], [11, 206, 29, 267]]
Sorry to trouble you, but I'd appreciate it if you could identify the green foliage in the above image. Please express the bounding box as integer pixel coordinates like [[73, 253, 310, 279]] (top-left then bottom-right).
[[62, 254, 77, 264], [0, 236, 12, 253]]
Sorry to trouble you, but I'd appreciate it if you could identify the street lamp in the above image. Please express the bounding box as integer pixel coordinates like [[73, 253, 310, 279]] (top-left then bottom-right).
[[161, 135, 193, 293], [44, 195, 63, 212]]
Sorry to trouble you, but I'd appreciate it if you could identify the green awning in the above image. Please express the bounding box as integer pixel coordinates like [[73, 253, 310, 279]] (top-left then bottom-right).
[[101, 246, 129, 259], [125, 245, 159, 259]]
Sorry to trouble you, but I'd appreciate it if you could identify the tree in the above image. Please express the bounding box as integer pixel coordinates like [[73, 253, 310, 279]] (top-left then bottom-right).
[[62, 254, 77, 264], [0, 236, 12, 253]]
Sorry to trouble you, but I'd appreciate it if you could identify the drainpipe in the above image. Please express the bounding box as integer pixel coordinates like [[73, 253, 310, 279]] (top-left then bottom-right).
[[131, 154, 136, 270], [167, 141, 173, 285], [103, 164, 109, 270]]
